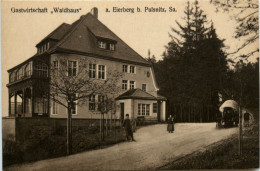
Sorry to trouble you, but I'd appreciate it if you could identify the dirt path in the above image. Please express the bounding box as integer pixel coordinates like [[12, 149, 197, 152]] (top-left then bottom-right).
[[5, 123, 237, 171]]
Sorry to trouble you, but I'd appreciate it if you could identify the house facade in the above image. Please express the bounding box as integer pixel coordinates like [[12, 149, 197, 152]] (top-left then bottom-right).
[[6, 8, 167, 121]]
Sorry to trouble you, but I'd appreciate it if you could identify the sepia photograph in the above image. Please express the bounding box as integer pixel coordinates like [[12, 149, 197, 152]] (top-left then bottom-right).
[[1, 0, 259, 170]]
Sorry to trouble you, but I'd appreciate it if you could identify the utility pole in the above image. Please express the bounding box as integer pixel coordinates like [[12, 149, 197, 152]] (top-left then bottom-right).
[[238, 105, 243, 155]]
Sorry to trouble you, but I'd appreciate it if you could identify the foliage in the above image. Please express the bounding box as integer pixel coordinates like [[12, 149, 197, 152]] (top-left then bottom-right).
[[222, 59, 259, 108], [210, 0, 259, 61], [154, 0, 228, 122]]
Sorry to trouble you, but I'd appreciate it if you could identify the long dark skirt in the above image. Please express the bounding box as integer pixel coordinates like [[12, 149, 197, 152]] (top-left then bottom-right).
[[167, 124, 174, 132]]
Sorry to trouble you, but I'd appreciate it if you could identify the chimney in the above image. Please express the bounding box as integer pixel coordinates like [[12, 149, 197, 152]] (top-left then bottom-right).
[[90, 7, 98, 19]]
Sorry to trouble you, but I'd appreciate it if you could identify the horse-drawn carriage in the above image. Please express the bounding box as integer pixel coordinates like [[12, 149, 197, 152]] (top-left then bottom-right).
[[216, 100, 239, 128]]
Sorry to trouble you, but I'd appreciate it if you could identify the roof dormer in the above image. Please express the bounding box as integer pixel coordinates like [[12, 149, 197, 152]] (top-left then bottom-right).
[[36, 41, 50, 54]]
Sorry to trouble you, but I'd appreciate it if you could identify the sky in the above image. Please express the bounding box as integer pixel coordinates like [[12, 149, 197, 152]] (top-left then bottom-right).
[[1, 0, 258, 116]]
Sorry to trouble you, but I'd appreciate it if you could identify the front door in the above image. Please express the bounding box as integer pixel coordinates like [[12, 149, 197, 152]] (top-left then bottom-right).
[[120, 103, 124, 120]]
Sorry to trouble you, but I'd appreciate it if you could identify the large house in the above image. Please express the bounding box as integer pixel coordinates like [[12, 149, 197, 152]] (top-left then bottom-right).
[[6, 8, 167, 121]]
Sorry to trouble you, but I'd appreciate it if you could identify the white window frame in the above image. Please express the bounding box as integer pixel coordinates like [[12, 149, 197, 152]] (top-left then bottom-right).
[[68, 60, 78, 76], [142, 84, 147, 92], [138, 104, 141, 115], [66, 94, 77, 115], [146, 104, 150, 116], [52, 100, 59, 115], [53, 60, 59, 70], [130, 66, 135, 74], [98, 65, 106, 80], [110, 43, 115, 51], [98, 41, 106, 49], [138, 103, 150, 116], [71, 101, 77, 115], [122, 80, 128, 90], [153, 103, 157, 113], [122, 65, 128, 73], [89, 64, 96, 79], [130, 81, 135, 89], [89, 95, 96, 111]]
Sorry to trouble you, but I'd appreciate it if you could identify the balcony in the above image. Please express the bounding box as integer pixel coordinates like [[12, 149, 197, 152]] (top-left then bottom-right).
[[8, 61, 48, 86]]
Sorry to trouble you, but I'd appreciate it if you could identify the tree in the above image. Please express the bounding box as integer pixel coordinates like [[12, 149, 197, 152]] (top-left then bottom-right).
[[97, 95, 118, 141], [155, 0, 228, 122], [210, 0, 259, 61], [48, 57, 121, 154]]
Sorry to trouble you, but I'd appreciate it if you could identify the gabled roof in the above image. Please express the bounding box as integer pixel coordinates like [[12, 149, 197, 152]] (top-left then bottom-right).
[[8, 11, 151, 73], [116, 88, 158, 100], [47, 13, 150, 66]]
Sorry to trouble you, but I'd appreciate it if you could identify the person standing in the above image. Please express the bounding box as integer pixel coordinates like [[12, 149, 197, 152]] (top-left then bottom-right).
[[167, 115, 174, 133], [123, 114, 135, 141]]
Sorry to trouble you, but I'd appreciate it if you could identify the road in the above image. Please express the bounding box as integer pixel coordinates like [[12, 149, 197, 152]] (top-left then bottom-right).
[[5, 123, 237, 171]]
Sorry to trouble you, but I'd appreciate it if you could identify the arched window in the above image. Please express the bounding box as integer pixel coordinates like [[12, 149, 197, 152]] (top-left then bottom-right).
[[24, 62, 32, 77], [10, 71, 16, 82], [34, 62, 48, 77], [16, 67, 24, 80]]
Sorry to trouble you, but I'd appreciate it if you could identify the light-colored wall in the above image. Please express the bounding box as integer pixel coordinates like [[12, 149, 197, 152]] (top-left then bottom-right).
[[133, 99, 157, 119], [49, 53, 159, 119], [116, 99, 132, 119]]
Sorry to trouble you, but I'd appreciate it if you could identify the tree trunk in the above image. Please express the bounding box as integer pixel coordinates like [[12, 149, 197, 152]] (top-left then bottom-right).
[[102, 113, 105, 141], [106, 113, 108, 136], [100, 113, 102, 141], [110, 111, 112, 134], [67, 107, 72, 155]]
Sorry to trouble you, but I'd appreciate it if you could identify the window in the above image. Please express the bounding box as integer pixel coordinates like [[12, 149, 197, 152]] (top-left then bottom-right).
[[122, 65, 128, 72], [142, 104, 145, 115], [98, 65, 105, 79], [153, 103, 157, 113], [34, 98, 48, 114], [16, 68, 24, 80], [138, 103, 150, 116], [53, 61, 59, 69], [89, 64, 96, 78], [34, 62, 48, 77], [130, 66, 135, 73], [98, 41, 106, 49], [89, 95, 96, 111], [142, 84, 147, 91], [67, 94, 77, 115], [138, 104, 141, 115], [71, 101, 77, 115], [52, 101, 58, 115], [98, 95, 105, 111], [109, 43, 115, 51], [130, 81, 135, 89], [146, 104, 150, 116], [122, 80, 128, 90], [24, 63, 32, 77], [68, 61, 77, 76], [10, 72, 16, 82]]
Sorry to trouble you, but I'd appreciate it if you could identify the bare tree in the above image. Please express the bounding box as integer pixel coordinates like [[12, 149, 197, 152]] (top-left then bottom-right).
[[97, 95, 118, 141], [48, 56, 122, 154], [210, 0, 259, 61]]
